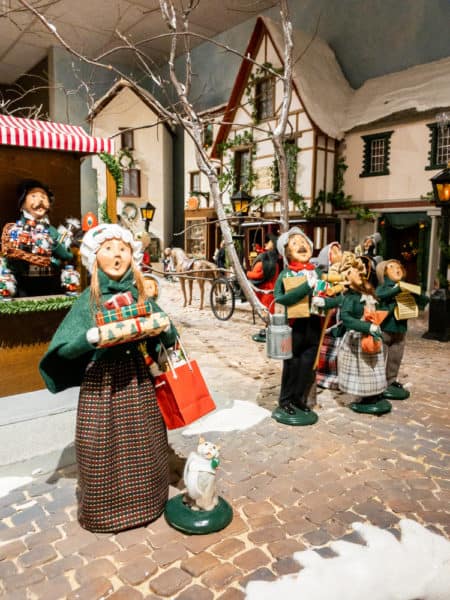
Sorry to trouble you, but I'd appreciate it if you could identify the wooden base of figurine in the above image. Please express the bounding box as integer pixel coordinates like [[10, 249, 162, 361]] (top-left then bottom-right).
[[382, 385, 410, 400], [252, 331, 266, 343], [350, 398, 392, 415], [272, 406, 319, 426], [165, 494, 233, 535]]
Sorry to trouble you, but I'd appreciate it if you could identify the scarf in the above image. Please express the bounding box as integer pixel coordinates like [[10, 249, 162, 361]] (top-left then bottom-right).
[[288, 261, 316, 272], [98, 268, 138, 300]]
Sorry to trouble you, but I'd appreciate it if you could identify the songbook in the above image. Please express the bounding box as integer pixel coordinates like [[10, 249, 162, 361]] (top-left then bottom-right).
[[399, 281, 421, 295], [282, 276, 310, 318], [394, 291, 419, 320]]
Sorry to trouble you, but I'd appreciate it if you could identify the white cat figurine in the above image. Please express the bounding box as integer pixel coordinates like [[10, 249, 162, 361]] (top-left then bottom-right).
[[183, 437, 220, 511]]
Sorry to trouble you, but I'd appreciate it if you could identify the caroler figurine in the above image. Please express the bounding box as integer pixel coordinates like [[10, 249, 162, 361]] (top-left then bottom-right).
[[272, 227, 321, 426], [1, 179, 73, 296], [337, 257, 391, 415], [40, 224, 177, 533], [246, 234, 280, 342], [375, 259, 429, 401]]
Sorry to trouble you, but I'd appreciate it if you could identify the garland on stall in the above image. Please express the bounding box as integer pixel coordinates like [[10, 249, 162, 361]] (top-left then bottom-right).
[[0, 296, 76, 315], [99, 152, 123, 195]]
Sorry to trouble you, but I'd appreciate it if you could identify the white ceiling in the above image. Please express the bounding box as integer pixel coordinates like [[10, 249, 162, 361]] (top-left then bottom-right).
[[0, 0, 277, 84]]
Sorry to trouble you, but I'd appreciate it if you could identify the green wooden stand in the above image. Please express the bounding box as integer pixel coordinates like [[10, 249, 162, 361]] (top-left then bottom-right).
[[165, 494, 233, 535], [272, 406, 319, 426], [382, 384, 410, 400], [350, 398, 392, 415]]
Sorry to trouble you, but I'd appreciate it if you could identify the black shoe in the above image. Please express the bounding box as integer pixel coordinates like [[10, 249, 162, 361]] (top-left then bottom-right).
[[280, 403, 297, 415], [391, 381, 404, 389], [295, 403, 311, 413]]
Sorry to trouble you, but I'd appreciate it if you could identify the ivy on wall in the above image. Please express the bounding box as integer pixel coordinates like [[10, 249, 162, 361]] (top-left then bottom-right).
[[217, 130, 257, 193], [99, 152, 123, 195], [244, 62, 282, 124]]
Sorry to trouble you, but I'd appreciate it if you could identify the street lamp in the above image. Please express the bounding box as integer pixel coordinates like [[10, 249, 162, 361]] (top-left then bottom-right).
[[140, 201, 156, 232], [230, 189, 252, 265], [424, 162, 450, 341]]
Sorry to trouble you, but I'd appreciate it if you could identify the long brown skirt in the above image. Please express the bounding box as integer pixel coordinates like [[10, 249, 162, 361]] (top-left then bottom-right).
[[75, 352, 169, 533]]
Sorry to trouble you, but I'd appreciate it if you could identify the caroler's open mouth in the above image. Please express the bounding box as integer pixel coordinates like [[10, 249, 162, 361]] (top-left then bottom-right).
[[114, 259, 121, 268]]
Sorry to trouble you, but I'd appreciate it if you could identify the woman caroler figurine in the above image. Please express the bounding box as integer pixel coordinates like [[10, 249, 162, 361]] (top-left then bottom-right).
[[273, 227, 321, 425], [40, 224, 177, 533], [337, 257, 391, 415]]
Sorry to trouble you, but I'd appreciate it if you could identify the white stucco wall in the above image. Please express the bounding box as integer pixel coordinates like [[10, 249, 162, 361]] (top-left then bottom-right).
[[344, 118, 439, 203], [91, 86, 173, 250]]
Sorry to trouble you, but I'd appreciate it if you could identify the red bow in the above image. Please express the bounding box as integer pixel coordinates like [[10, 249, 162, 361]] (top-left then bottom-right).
[[288, 261, 315, 272]]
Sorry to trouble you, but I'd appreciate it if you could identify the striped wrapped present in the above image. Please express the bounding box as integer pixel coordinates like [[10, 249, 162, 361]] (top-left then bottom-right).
[[96, 300, 154, 326], [97, 312, 171, 348]]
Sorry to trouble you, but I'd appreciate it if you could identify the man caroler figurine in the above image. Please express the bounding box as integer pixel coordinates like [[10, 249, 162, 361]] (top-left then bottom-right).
[[273, 227, 321, 425], [2, 179, 73, 296]]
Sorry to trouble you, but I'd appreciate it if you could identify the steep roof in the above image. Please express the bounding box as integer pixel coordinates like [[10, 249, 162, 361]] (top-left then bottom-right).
[[343, 56, 450, 131], [88, 79, 174, 132]]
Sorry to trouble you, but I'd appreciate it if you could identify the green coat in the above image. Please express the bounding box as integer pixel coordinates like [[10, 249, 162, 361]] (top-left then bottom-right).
[[340, 289, 373, 334], [39, 269, 177, 393], [375, 276, 429, 333]]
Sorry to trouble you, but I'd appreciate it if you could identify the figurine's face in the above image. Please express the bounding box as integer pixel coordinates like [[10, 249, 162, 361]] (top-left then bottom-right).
[[22, 188, 50, 220], [329, 243, 342, 265], [265, 239, 274, 251], [286, 233, 312, 263], [347, 266, 363, 288], [143, 277, 158, 298], [363, 237, 374, 251], [96, 238, 132, 280], [385, 261, 404, 282]]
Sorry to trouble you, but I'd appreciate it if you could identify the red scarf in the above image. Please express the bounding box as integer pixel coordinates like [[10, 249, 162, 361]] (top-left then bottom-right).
[[288, 261, 315, 272]]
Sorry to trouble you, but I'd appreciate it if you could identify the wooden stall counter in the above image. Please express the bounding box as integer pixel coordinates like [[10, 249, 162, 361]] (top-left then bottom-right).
[[0, 296, 76, 398]]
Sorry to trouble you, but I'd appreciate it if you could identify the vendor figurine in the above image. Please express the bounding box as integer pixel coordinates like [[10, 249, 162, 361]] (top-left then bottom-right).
[[2, 180, 73, 296], [273, 227, 320, 425], [337, 258, 391, 415], [40, 224, 177, 533], [376, 259, 429, 400], [246, 234, 279, 342]]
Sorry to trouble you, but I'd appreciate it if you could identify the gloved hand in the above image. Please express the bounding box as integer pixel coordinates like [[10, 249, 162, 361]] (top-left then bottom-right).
[[312, 296, 326, 308], [86, 327, 100, 345], [306, 270, 318, 289], [369, 324, 381, 338]]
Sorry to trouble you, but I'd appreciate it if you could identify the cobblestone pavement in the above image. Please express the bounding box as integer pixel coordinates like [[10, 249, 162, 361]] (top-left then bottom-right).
[[1, 279, 449, 599]]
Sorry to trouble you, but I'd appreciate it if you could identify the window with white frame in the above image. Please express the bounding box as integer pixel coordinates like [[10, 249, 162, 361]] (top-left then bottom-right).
[[360, 131, 393, 177]]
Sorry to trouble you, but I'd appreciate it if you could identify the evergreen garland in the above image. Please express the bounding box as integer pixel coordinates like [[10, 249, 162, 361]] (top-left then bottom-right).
[[99, 152, 123, 195], [0, 296, 76, 315]]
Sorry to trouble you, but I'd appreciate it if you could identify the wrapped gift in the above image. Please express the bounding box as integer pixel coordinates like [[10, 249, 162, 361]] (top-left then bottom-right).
[[96, 299, 154, 326], [97, 312, 171, 348], [103, 291, 134, 309]]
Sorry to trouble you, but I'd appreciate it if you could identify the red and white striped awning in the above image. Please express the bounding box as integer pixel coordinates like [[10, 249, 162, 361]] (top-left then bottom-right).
[[0, 114, 114, 154]]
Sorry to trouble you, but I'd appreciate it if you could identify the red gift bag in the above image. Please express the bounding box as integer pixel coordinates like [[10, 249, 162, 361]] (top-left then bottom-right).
[[153, 339, 216, 430]]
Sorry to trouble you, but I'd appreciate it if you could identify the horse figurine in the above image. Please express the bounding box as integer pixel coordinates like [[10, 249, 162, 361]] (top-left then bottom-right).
[[167, 247, 219, 309]]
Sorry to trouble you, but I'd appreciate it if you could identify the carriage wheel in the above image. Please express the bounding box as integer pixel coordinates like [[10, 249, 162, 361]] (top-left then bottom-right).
[[210, 278, 235, 321]]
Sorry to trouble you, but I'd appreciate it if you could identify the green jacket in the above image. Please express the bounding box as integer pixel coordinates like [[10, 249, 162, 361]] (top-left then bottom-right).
[[340, 289, 373, 335], [39, 269, 177, 393], [376, 276, 429, 333], [274, 267, 321, 317]]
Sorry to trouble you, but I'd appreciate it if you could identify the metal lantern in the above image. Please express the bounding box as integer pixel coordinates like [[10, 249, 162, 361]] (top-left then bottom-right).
[[231, 189, 252, 215], [430, 164, 450, 206], [140, 202, 156, 232]]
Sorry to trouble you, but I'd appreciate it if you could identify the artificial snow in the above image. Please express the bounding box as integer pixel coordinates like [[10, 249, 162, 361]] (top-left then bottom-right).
[[0, 476, 33, 498], [181, 400, 270, 436], [245, 519, 450, 600]]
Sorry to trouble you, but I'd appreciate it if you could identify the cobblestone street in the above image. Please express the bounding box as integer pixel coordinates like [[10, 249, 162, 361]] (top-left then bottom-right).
[[1, 278, 449, 599]]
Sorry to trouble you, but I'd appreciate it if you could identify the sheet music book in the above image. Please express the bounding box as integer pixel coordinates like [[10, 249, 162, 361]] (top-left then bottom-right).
[[394, 291, 419, 320], [399, 281, 421, 295], [283, 276, 310, 318]]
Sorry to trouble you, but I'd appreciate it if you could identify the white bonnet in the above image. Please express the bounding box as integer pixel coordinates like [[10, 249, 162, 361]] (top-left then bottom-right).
[[277, 226, 313, 262], [80, 224, 143, 273]]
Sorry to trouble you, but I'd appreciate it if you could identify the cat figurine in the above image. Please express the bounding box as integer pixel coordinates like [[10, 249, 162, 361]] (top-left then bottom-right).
[[183, 437, 220, 511]]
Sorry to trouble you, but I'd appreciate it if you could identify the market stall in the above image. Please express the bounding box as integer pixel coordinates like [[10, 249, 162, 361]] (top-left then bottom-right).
[[0, 115, 113, 397]]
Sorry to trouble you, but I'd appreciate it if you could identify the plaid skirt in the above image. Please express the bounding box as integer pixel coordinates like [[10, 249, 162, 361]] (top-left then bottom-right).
[[316, 332, 341, 390], [76, 351, 169, 533], [337, 330, 386, 397]]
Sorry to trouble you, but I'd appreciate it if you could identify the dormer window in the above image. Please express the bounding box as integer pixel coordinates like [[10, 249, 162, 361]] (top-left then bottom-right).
[[120, 127, 134, 150], [360, 131, 393, 177]]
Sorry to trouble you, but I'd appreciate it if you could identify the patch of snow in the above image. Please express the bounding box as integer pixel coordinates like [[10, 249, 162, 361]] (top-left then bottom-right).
[[181, 400, 270, 436], [0, 476, 33, 498], [245, 519, 450, 600]]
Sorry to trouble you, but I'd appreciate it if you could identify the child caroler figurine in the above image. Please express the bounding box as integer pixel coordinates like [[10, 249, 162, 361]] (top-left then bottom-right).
[[376, 259, 429, 400], [337, 258, 391, 415], [40, 224, 177, 533], [246, 234, 280, 342], [1, 180, 73, 296], [273, 227, 321, 425]]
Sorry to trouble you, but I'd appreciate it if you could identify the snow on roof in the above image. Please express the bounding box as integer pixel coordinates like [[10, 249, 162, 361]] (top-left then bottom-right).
[[343, 56, 450, 131], [262, 17, 353, 140]]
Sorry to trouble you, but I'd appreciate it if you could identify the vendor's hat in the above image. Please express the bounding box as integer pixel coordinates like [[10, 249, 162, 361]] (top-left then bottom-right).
[[277, 226, 313, 261], [17, 179, 54, 210], [80, 224, 142, 274]]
